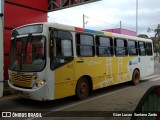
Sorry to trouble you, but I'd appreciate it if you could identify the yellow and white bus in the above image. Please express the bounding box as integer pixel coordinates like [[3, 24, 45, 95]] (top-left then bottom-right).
[[8, 22, 154, 101]]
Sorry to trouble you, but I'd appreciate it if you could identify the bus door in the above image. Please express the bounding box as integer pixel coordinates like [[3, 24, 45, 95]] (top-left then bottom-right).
[[50, 29, 75, 98]]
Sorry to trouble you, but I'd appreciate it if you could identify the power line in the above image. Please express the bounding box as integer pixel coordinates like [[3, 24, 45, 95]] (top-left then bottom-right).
[[85, 14, 118, 26], [85, 14, 153, 31]]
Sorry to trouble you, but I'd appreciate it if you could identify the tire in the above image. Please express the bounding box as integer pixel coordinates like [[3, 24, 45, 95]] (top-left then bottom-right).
[[132, 70, 140, 85], [76, 77, 89, 99]]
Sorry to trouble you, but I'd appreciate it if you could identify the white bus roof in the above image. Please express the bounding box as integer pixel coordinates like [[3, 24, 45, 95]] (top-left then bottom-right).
[[14, 22, 152, 42]]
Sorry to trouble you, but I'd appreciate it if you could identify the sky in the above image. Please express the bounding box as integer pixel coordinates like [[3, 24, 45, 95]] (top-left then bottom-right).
[[48, 0, 160, 37]]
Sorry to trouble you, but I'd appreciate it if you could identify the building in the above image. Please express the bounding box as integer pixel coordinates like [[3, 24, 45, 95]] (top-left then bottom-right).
[[103, 28, 136, 36]]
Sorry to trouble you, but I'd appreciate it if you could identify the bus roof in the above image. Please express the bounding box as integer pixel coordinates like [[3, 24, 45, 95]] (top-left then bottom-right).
[[14, 22, 152, 42]]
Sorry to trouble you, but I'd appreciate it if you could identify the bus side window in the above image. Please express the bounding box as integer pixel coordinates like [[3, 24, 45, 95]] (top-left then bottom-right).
[[138, 41, 146, 56], [61, 40, 72, 57], [146, 42, 153, 56], [50, 30, 73, 70], [76, 33, 94, 57], [114, 38, 128, 56], [96, 36, 113, 56], [128, 40, 138, 56]]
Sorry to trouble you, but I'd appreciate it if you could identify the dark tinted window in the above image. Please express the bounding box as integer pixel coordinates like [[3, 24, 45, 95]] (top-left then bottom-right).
[[116, 39, 125, 47], [96, 36, 113, 56], [78, 35, 93, 45], [128, 40, 138, 56], [138, 41, 146, 56], [76, 34, 94, 56], [50, 30, 73, 70], [146, 42, 153, 56], [115, 39, 128, 56], [53, 30, 72, 40]]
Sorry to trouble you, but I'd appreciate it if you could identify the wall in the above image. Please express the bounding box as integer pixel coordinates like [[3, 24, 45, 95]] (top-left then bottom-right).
[[4, 0, 47, 80]]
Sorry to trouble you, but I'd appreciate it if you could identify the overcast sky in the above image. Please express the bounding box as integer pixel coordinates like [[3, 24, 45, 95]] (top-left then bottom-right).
[[48, 0, 160, 37]]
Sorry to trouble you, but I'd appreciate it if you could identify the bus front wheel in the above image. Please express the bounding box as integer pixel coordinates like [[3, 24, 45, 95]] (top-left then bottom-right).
[[76, 77, 89, 99], [132, 70, 140, 85]]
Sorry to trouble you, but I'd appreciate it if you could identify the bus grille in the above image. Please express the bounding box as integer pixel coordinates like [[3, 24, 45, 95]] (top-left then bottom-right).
[[10, 73, 34, 88]]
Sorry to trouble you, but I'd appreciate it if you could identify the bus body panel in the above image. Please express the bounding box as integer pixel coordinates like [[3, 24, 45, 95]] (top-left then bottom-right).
[[53, 55, 154, 99], [54, 61, 76, 99], [74, 56, 132, 90]]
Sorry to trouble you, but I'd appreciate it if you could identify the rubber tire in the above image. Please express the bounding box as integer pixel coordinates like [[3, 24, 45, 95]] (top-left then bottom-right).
[[132, 70, 140, 85], [76, 77, 89, 100]]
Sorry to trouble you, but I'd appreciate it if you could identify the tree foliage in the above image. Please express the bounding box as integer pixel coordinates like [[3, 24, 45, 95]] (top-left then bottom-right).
[[137, 34, 149, 39], [150, 24, 160, 55], [154, 24, 160, 38]]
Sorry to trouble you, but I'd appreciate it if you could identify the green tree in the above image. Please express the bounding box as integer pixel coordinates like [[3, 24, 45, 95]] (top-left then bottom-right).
[[151, 37, 160, 55], [137, 34, 149, 39], [154, 24, 160, 38], [150, 24, 160, 56]]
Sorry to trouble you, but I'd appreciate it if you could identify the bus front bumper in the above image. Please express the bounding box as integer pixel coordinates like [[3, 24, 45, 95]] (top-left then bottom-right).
[[8, 80, 50, 101]]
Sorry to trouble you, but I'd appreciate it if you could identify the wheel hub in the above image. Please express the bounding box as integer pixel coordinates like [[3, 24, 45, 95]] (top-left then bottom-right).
[[80, 82, 87, 94]]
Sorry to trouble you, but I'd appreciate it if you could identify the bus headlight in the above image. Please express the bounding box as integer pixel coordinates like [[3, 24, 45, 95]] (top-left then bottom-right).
[[35, 79, 46, 87]]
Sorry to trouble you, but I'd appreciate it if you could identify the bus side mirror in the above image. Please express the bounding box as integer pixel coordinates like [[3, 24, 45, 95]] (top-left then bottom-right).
[[131, 85, 160, 120]]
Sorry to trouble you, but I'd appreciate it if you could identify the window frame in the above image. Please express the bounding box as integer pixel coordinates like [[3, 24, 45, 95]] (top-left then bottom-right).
[[138, 41, 146, 56], [12, 24, 43, 37], [146, 42, 153, 56], [76, 33, 95, 57], [9, 35, 47, 72], [128, 40, 138, 56], [114, 38, 128, 56], [95, 35, 114, 57], [50, 29, 74, 70]]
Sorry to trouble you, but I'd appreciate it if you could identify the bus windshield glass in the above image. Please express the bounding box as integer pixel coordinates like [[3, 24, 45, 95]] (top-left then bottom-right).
[[9, 35, 46, 72], [12, 24, 43, 37]]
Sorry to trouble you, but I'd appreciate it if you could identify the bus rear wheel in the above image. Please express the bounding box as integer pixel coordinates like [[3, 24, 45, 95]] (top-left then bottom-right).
[[132, 70, 140, 85], [76, 77, 89, 99]]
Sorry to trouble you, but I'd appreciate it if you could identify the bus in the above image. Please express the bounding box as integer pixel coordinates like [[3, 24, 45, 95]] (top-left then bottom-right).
[[8, 22, 154, 101]]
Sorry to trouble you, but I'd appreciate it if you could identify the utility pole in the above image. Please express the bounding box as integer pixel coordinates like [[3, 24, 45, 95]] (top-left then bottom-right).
[[120, 21, 122, 34], [83, 14, 85, 28], [83, 14, 88, 28], [136, 0, 138, 35]]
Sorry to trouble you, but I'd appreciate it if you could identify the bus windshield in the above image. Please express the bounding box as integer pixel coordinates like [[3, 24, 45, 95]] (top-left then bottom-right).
[[9, 35, 46, 72]]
